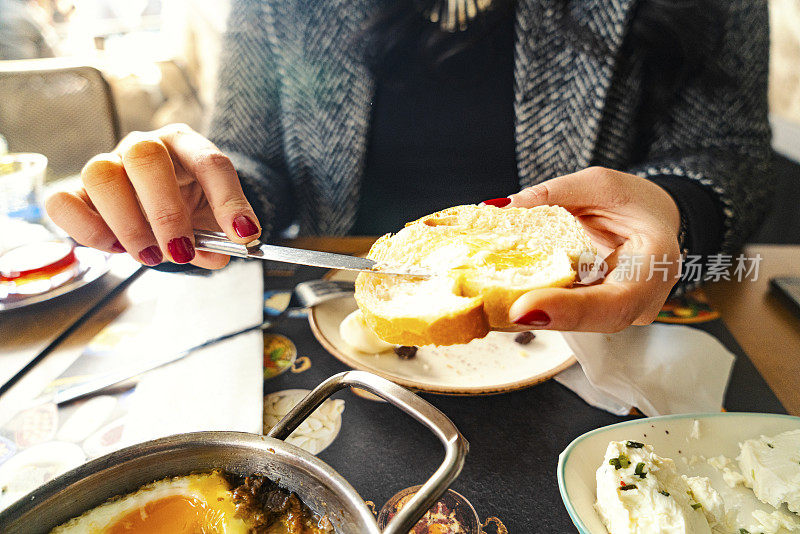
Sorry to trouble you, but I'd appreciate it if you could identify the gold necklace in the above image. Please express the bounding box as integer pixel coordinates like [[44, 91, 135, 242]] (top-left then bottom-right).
[[427, 0, 494, 32]]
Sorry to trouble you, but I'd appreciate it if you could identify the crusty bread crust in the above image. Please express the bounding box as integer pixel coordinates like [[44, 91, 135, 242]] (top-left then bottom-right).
[[355, 204, 594, 346], [355, 278, 490, 346]]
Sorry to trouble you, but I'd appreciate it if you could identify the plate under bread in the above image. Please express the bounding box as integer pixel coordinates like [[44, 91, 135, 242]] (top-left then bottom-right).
[[308, 268, 577, 395], [558, 412, 800, 534]]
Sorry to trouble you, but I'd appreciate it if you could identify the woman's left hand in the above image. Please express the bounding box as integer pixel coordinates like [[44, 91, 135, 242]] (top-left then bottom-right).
[[497, 167, 682, 332]]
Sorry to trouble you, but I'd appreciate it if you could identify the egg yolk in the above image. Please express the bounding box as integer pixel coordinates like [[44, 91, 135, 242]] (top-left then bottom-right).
[[105, 495, 227, 533]]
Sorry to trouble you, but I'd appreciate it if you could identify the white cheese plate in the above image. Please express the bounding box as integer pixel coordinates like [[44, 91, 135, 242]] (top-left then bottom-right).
[[558, 413, 800, 534]]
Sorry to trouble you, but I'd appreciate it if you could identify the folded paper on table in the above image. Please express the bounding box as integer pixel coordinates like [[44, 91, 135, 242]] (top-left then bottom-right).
[[0, 260, 263, 511], [555, 324, 735, 417]]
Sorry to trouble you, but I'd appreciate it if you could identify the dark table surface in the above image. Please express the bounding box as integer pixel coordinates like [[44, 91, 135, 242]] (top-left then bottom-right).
[[262, 265, 785, 533]]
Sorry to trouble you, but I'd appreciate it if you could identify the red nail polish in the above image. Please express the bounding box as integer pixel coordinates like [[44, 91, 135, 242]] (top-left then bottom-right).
[[111, 240, 126, 253], [514, 309, 551, 326], [482, 197, 511, 207], [168, 237, 195, 264], [232, 215, 259, 238], [139, 246, 163, 266]]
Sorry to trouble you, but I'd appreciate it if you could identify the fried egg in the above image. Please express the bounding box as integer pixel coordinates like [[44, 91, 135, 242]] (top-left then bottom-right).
[[51, 471, 252, 534]]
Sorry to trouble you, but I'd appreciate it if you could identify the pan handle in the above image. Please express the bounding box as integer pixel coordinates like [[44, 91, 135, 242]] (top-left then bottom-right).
[[267, 371, 469, 534]]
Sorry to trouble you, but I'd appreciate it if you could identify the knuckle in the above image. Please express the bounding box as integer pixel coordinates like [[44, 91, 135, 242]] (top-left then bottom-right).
[[82, 156, 124, 189], [585, 165, 607, 175], [590, 166, 623, 188], [80, 224, 107, 246], [115, 228, 145, 243], [149, 207, 185, 227], [124, 138, 168, 163], [586, 166, 615, 184], [191, 151, 234, 175], [533, 182, 550, 201], [515, 182, 550, 206], [215, 195, 250, 213], [112, 222, 145, 241]]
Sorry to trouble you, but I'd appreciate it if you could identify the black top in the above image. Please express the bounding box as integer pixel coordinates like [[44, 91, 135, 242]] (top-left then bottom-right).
[[351, 8, 724, 261], [352, 11, 519, 235]]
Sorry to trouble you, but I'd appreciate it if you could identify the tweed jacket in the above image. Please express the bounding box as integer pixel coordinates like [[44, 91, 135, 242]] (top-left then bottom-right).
[[208, 0, 772, 255]]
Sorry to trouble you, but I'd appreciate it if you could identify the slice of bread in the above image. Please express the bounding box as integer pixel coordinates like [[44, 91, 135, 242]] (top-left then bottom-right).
[[354, 204, 596, 346]]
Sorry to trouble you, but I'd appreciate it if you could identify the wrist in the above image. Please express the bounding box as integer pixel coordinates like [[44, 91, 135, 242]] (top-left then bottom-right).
[[650, 176, 696, 256]]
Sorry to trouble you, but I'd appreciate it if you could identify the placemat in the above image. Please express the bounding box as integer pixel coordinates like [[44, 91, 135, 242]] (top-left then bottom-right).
[[262, 265, 785, 532]]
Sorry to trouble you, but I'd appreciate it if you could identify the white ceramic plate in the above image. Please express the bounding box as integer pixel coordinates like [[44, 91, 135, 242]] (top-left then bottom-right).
[[308, 269, 576, 395], [558, 412, 800, 534]]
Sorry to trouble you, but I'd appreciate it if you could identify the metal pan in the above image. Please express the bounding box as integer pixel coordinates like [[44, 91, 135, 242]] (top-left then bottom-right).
[[0, 371, 468, 534]]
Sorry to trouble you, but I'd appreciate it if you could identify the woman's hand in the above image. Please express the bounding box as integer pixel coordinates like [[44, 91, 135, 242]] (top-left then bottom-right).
[[500, 167, 682, 332], [45, 124, 260, 269]]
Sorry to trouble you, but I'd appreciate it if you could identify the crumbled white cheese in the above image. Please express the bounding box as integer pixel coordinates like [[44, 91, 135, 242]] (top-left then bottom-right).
[[748, 509, 800, 534], [706, 455, 748, 489], [722, 470, 748, 489], [738, 429, 800, 514], [595, 441, 712, 534], [683, 476, 726, 530], [706, 455, 733, 471]]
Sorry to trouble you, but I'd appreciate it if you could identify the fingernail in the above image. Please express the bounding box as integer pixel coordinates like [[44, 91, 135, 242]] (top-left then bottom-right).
[[513, 309, 551, 326], [481, 197, 511, 207], [139, 246, 163, 266], [168, 237, 195, 264], [232, 215, 259, 238], [110, 240, 126, 253]]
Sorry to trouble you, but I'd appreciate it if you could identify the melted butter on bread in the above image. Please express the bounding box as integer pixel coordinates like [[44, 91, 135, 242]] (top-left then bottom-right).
[[355, 204, 595, 346]]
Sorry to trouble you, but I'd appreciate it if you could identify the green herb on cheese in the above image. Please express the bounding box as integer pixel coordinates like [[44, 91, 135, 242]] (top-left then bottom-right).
[[634, 462, 647, 478], [609, 453, 631, 470]]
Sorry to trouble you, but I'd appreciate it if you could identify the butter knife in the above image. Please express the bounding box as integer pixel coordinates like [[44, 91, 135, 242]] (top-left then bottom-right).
[[193, 230, 430, 277]]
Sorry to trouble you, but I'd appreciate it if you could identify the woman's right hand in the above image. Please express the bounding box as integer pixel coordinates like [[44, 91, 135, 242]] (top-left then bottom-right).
[[46, 124, 261, 269]]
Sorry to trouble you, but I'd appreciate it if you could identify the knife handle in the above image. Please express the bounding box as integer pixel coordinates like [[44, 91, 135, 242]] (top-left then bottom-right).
[[194, 230, 258, 259]]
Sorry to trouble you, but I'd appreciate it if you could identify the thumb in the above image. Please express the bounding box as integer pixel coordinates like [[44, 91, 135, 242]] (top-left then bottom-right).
[[507, 167, 610, 211], [507, 233, 676, 332]]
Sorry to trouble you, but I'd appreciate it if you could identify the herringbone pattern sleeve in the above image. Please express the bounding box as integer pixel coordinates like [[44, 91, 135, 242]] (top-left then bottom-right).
[[627, 0, 774, 255], [207, 0, 294, 240]]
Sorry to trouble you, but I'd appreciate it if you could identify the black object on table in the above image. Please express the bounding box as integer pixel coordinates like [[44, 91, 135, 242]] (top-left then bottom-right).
[[263, 266, 785, 533]]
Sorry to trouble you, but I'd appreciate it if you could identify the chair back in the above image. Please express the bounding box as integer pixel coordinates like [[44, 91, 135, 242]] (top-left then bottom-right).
[[0, 59, 120, 180]]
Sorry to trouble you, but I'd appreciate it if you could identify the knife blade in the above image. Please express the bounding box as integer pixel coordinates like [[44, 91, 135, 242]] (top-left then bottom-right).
[[193, 230, 430, 277]]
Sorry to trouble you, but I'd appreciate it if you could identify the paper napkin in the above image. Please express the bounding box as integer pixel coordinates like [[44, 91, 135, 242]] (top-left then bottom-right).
[[555, 324, 735, 416]]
